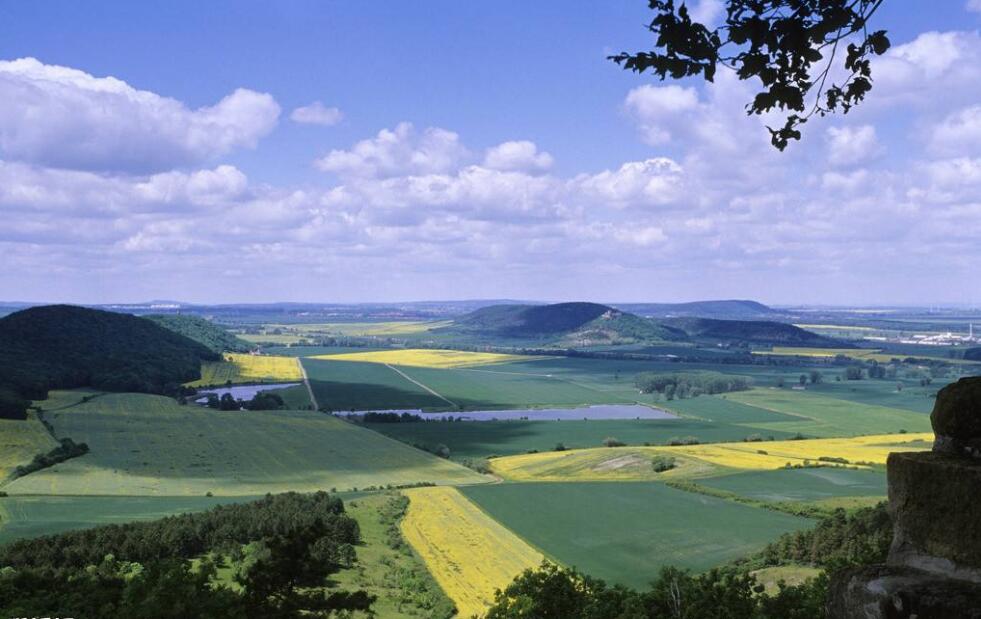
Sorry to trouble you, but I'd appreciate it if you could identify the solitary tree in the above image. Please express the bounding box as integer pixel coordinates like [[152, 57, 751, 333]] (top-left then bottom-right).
[[611, 0, 890, 149]]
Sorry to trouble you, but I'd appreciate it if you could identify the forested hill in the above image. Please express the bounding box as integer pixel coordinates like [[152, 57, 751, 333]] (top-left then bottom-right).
[[666, 317, 852, 348], [144, 314, 252, 354], [447, 302, 615, 337], [0, 305, 218, 419]]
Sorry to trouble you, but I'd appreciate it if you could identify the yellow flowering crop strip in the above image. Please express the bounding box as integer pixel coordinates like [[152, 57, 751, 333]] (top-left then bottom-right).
[[400, 486, 544, 618], [188, 353, 303, 387], [490, 433, 933, 482], [310, 348, 538, 369]]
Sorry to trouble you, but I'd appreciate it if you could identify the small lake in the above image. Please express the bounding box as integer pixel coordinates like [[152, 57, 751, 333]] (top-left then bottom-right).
[[354, 404, 677, 422], [194, 383, 301, 403]]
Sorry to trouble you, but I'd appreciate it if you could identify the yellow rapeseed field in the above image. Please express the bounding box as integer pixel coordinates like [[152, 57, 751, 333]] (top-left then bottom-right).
[[400, 486, 544, 618], [310, 348, 537, 369], [188, 353, 303, 387], [490, 433, 933, 481], [0, 414, 59, 480]]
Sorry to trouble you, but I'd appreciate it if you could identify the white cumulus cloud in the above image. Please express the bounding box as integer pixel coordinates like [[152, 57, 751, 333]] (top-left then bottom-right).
[[315, 122, 469, 179], [483, 141, 553, 173], [290, 101, 343, 126], [826, 125, 881, 167], [0, 57, 280, 173]]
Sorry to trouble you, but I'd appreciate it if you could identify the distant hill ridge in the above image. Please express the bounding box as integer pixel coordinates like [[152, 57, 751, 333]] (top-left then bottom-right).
[[444, 301, 845, 348], [0, 305, 218, 419], [664, 317, 852, 348]]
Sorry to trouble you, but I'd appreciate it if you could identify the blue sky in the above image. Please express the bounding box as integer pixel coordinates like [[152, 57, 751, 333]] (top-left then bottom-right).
[[1, 1, 979, 305]]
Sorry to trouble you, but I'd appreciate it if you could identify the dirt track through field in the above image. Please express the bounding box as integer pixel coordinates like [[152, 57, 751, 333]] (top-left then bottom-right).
[[299, 361, 319, 410], [385, 364, 457, 407]]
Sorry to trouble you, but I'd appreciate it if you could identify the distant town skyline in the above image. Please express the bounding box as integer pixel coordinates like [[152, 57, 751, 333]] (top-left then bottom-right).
[[1, 1, 979, 305]]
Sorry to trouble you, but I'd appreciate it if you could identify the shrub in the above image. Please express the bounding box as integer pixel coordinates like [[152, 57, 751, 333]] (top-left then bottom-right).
[[602, 437, 625, 447], [650, 455, 676, 473]]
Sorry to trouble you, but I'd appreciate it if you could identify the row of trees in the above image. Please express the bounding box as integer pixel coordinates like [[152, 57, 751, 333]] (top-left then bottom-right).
[[635, 372, 752, 399]]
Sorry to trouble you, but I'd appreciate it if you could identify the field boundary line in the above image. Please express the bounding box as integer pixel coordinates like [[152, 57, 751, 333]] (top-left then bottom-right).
[[385, 364, 458, 408], [298, 359, 319, 410], [456, 486, 562, 564]]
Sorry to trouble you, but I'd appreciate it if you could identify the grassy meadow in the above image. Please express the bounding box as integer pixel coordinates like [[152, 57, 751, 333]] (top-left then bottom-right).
[[4, 391, 486, 497], [0, 414, 59, 481], [695, 467, 887, 503]]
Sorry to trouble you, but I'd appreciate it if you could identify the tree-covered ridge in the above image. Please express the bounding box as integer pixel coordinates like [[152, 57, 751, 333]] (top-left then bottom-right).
[[0, 305, 218, 419], [144, 314, 252, 354], [666, 317, 851, 348]]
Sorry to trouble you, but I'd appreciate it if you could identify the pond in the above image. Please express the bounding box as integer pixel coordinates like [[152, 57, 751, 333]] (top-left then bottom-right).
[[348, 404, 677, 422], [194, 383, 301, 403]]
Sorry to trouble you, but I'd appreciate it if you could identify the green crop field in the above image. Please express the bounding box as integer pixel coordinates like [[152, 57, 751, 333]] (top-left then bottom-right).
[[725, 388, 932, 436], [393, 365, 629, 410], [806, 379, 945, 414], [696, 468, 887, 503], [367, 417, 801, 459], [0, 495, 253, 544], [302, 358, 449, 411], [4, 391, 486, 496], [460, 482, 812, 589], [661, 395, 800, 423]]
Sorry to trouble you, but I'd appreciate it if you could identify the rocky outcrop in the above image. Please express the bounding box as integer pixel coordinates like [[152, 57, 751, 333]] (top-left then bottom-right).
[[931, 376, 981, 459], [888, 451, 981, 581], [829, 376, 981, 618], [827, 565, 981, 619]]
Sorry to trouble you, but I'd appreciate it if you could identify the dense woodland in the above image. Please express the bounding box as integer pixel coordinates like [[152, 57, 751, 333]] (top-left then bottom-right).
[[0, 305, 218, 419], [0, 492, 374, 618]]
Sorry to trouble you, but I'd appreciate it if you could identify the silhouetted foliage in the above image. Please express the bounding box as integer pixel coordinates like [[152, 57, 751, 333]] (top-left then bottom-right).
[[485, 561, 825, 619], [611, 0, 890, 149]]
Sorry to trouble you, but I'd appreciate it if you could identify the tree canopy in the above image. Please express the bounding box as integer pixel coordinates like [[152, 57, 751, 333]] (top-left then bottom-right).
[[611, 0, 890, 149]]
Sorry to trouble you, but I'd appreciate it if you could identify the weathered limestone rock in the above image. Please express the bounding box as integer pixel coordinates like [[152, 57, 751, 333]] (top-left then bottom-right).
[[828, 376, 981, 617], [931, 376, 981, 459], [887, 451, 981, 580], [828, 564, 981, 619]]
